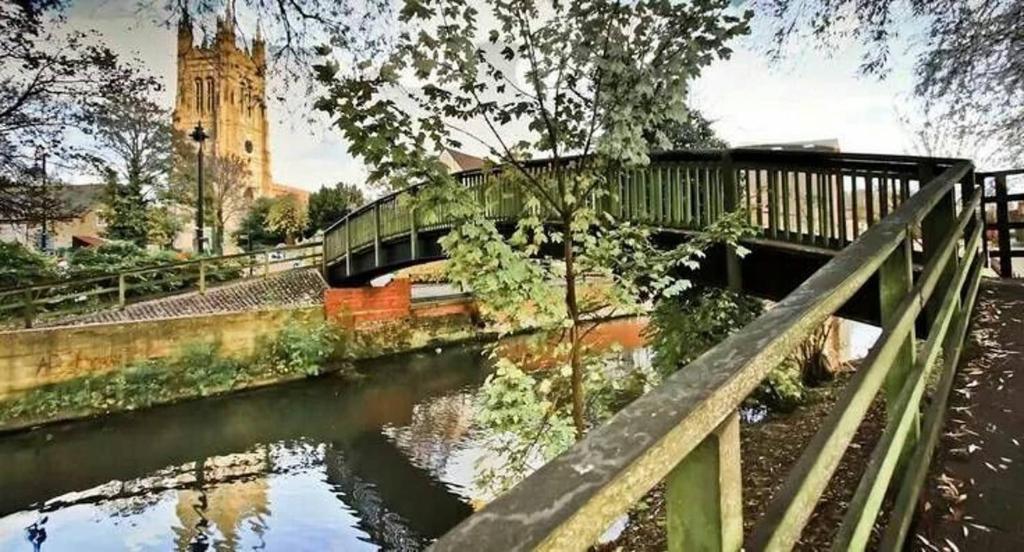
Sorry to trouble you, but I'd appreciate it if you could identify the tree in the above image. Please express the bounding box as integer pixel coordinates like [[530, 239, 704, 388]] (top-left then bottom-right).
[[147, 205, 184, 250], [315, 0, 751, 447], [647, 108, 728, 150], [167, 139, 253, 254], [0, 1, 156, 222], [267, 195, 308, 245], [754, 0, 1024, 166], [306, 181, 366, 236], [234, 197, 286, 249], [98, 167, 149, 246]]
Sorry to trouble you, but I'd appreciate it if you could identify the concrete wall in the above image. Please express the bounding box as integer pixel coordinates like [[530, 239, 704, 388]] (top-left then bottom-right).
[[0, 306, 323, 398]]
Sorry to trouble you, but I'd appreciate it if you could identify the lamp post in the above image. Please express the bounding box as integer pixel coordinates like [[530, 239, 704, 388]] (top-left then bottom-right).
[[34, 145, 49, 252], [189, 122, 209, 254]]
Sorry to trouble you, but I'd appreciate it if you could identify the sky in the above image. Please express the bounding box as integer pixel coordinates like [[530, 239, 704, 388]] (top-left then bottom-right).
[[64, 1, 932, 193]]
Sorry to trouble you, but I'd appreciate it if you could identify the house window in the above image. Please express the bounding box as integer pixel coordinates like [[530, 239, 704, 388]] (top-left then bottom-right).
[[194, 78, 203, 112]]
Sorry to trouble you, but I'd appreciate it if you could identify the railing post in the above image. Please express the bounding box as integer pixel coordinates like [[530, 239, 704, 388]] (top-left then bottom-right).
[[118, 274, 126, 309], [994, 174, 1012, 277], [344, 221, 352, 276], [721, 154, 742, 291], [666, 411, 742, 552], [410, 205, 419, 261], [199, 260, 207, 295], [879, 234, 917, 435], [263, 251, 270, 278], [373, 203, 382, 268], [920, 162, 956, 332], [22, 289, 34, 329]]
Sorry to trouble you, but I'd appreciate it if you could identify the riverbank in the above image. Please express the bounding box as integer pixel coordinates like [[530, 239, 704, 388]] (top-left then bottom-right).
[[0, 311, 491, 434]]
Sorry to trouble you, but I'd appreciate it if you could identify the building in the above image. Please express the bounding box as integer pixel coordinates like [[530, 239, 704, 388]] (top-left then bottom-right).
[[439, 149, 486, 173], [171, 7, 309, 252], [173, 7, 273, 199], [0, 184, 107, 250]]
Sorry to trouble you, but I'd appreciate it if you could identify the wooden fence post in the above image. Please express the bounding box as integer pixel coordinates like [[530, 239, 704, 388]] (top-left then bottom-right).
[[373, 204, 382, 268], [994, 174, 1012, 277], [920, 162, 957, 332], [345, 221, 352, 276], [666, 411, 742, 552], [22, 289, 33, 329], [199, 260, 207, 295], [722, 154, 742, 292], [118, 274, 126, 309], [410, 205, 419, 261], [879, 235, 918, 444], [263, 252, 270, 278]]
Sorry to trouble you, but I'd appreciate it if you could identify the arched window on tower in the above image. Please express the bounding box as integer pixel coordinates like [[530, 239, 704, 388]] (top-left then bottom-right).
[[194, 78, 203, 113], [206, 77, 215, 113]]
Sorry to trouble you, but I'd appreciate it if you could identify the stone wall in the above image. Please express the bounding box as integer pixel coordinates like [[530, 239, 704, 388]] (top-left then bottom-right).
[[0, 306, 322, 398]]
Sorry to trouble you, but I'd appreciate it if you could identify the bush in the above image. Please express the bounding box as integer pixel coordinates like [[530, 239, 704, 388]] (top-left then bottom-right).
[[255, 322, 337, 377], [0, 241, 56, 289]]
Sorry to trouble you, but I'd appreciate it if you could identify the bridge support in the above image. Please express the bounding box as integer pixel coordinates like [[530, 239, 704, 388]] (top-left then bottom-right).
[[666, 411, 742, 552]]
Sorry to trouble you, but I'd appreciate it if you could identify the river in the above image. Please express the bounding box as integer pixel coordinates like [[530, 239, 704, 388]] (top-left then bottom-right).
[[0, 319, 650, 551]]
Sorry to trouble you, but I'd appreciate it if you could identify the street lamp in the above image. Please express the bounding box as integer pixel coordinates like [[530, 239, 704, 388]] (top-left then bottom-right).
[[34, 145, 49, 252], [189, 122, 209, 254]]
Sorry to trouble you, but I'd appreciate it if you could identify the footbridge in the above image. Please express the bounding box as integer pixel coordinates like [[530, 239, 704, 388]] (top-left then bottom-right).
[[322, 149, 1021, 550]]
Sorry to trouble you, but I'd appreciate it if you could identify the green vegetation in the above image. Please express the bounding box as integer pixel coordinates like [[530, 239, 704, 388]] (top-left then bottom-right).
[[0, 321, 338, 426], [234, 197, 286, 249], [267, 194, 308, 245], [0, 242, 56, 288], [306, 181, 366, 236]]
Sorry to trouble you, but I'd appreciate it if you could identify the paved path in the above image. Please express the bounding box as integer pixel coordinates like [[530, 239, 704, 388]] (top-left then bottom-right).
[[42, 268, 327, 327], [916, 279, 1024, 550]]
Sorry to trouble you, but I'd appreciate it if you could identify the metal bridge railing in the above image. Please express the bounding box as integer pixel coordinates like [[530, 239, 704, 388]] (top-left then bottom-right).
[[0, 242, 322, 328], [428, 159, 983, 551]]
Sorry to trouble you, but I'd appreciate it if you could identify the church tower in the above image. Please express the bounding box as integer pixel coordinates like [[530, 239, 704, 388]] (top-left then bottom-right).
[[172, 6, 273, 199]]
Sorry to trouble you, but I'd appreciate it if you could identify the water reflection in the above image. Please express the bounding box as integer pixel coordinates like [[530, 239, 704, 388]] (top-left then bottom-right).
[[0, 319, 648, 551]]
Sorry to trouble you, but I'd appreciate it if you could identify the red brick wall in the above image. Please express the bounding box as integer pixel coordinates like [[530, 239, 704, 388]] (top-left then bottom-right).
[[324, 279, 412, 326]]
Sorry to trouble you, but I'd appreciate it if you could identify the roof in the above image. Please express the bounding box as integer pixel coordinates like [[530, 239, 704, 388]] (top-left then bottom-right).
[[443, 149, 486, 171], [741, 139, 841, 152], [72, 235, 106, 248], [59, 184, 106, 212]]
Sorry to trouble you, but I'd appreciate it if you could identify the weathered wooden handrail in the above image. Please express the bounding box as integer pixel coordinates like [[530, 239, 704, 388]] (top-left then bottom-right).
[[0, 242, 323, 328], [431, 159, 982, 551]]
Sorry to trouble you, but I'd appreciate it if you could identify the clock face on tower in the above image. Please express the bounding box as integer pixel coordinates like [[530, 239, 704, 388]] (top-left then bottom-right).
[[245, 139, 254, 154]]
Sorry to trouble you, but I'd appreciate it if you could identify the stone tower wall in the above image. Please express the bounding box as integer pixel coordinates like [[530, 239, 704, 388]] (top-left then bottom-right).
[[172, 13, 273, 199]]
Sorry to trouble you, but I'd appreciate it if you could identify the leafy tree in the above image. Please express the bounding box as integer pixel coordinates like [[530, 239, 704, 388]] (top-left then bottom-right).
[[647, 108, 728, 150], [0, 2, 157, 222], [167, 140, 253, 254], [98, 167, 149, 246], [306, 181, 366, 235], [267, 194, 308, 245], [234, 197, 286, 249], [754, 0, 1024, 165], [315, 0, 752, 447], [146, 205, 184, 250]]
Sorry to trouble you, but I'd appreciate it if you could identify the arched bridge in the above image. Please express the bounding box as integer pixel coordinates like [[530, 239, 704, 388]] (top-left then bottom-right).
[[323, 149, 970, 325]]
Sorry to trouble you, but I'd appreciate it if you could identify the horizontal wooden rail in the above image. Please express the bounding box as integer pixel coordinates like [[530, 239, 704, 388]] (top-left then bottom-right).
[[432, 160, 979, 551]]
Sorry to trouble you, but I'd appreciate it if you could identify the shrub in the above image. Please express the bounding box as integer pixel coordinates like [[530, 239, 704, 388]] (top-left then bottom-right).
[[0, 241, 56, 289], [255, 322, 337, 377]]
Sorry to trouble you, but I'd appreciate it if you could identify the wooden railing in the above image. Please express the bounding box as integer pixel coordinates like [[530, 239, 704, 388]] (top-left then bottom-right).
[[0, 242, 322, 328], [978, 169, 1024, 277], [323, 150, 962, 276], [429, 159, 982, 550]]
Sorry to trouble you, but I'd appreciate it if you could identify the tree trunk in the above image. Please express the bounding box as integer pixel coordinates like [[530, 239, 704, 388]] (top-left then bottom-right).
[[563, 215, 585, 439]]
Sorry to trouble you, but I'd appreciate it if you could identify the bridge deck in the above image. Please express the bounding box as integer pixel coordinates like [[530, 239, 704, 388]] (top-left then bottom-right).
[[917, 278, 1024, 549]]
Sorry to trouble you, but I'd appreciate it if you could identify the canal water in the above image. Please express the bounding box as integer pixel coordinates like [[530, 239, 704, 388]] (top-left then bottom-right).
[[0, 319, 650, 551]]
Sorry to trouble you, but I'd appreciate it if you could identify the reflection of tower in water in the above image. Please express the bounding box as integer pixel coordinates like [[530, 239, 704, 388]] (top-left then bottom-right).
[[172, 448, 271, 551]]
